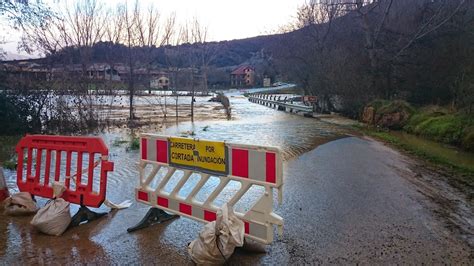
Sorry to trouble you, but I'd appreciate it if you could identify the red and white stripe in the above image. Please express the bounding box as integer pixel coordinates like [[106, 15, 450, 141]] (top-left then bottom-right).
[[139, 136, 283, 188], [228, 145, 282, 186], [136, 189, 270, 243], [136, 134, 283, 244], [141, 136, 168, 164]]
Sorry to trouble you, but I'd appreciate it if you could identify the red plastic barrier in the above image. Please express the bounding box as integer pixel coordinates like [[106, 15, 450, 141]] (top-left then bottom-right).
[[16, 135, 114, 208]]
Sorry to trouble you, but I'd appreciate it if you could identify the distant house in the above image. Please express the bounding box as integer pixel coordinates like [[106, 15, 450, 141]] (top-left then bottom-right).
[[0, 61, 172, 89], [263, 77, 271, 87], [87, 63, 121, 81], [150, 76, 170, 89], [230, 65, 255, 87], [1, 61, 52, 81]]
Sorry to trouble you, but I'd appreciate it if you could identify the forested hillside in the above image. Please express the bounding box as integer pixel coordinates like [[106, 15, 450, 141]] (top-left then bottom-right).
[[271, 0, 473, 117], [6, 0, 473, 118]]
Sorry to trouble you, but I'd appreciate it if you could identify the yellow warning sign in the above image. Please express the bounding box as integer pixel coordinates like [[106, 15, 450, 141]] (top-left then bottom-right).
[[169, 137, 227, 174]]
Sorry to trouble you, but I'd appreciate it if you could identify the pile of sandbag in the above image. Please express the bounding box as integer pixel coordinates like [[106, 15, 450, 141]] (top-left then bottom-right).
[[30, 182, 71, 236], [3, 191, 38, 215], [2, 184, 70, 236], [188, 204, 245, 265]]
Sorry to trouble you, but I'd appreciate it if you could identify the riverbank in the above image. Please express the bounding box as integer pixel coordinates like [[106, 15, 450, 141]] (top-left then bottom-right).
[[358, 127, 474, 177], [362, 101, 474, 151], [357, 100, 474, 183]]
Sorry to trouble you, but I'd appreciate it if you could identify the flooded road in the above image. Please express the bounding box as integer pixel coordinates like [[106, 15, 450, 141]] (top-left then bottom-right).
[[0, 93, 472, 264]]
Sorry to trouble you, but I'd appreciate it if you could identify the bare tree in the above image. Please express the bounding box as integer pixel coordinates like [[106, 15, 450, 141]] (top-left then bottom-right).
[[116, 0, 176, 122], [0, 0, 52, 30], [19, 0, 178, 127], [343, 0, 469, 99], [179, 18, 216, 121], [274, 0, 346, 111], [273, 0, 472, 116]]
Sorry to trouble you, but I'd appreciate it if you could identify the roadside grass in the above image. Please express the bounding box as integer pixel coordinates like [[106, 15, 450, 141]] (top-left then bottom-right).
[[403, 106, 474, 151], [356, 125, 474, 183], [366, 101, 474, 151]]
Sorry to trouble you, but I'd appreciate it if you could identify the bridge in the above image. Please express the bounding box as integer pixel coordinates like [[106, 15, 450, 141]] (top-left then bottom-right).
[[244, 83, 296, 94], [247, 93, 314, 115]]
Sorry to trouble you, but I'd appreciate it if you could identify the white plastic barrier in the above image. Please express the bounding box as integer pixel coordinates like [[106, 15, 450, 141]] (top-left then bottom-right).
[[134, 134, 284, 244]]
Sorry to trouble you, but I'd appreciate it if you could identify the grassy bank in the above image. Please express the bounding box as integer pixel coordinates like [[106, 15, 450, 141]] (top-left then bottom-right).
[[358, 127, 474, 184], [403, 107, 474, 151], [365, 100, 474, 151]]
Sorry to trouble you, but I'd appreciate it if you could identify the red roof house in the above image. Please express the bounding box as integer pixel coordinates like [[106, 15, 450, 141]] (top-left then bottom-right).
[[230, 65, 255, 87]]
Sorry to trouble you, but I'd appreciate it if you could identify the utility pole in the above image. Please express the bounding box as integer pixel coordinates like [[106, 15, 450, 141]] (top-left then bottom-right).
[[191, 66, 195, 122], [174, 67, 179, 121]]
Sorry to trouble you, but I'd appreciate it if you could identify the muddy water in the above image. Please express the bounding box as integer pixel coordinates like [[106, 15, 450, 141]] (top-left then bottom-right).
[[1, 92, 472, 264], [91, 94, 227, 125], [389, 131, 474, 172], [162, 94, 347, 159], [0, 92, 350, 264], [1, 93, 348, 191]]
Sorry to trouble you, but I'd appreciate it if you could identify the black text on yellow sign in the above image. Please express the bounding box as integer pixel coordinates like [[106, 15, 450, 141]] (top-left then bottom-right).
[[169, 137, 227, 174]]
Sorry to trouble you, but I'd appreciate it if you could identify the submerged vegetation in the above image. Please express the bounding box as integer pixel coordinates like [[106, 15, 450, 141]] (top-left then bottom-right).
[[113, 137, 140, 151], [129, 137, 140, 151]]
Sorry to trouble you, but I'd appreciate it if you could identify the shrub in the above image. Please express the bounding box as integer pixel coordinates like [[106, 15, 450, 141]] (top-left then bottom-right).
[[414, 115, 464, 144], [0, 93, 42, 135], [376, 100, 415, 116]]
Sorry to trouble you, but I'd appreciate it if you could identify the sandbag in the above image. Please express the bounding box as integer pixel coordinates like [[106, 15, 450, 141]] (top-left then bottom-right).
[[30, 182, 71, 236], [3, 192, 38, 216], [187, 204, 245, 265], [30, 198, 71, 236]]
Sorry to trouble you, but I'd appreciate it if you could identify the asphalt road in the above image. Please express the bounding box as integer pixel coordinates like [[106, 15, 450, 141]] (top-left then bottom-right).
[[1, 136, 472, 264]]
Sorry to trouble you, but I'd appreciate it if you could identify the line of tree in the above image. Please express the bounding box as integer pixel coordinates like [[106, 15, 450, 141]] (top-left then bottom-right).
[[2, 0, 220, 130], [271, 0, 473, 117]]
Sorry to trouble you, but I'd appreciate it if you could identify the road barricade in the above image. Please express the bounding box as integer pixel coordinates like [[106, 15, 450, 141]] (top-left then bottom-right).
[[128, 134, 284, 245], [15, 135, 114, 225]]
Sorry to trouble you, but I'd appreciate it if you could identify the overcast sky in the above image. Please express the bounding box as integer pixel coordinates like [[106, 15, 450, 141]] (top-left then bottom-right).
[[0, 0, 305, 58]]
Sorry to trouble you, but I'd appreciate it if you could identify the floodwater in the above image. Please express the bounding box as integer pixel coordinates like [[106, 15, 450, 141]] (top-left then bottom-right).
[[69, 93, 228, 125], [389, 131, 474, 172], [1, 92, 472, 264], [0, 91, 351, 264]]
